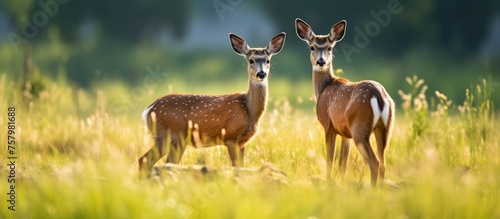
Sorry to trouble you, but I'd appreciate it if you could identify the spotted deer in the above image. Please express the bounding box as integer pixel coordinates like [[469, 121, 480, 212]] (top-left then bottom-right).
[[295, 18, 395, 186], [139, 33, 286, 172]]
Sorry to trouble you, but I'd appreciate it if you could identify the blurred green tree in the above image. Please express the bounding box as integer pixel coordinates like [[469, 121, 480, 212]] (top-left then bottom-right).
[[256, 0, 499, 57], [0, 0, 190, 43]]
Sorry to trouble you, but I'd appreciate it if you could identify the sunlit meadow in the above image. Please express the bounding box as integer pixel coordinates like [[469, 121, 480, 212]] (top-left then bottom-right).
[[0, 72, 499, 218]]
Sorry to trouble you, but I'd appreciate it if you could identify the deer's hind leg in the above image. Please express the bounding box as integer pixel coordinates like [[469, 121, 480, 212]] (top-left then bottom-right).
[[166, 134, 186, 164], [139, 128, 170, 172], [351, 122, 380, 186]]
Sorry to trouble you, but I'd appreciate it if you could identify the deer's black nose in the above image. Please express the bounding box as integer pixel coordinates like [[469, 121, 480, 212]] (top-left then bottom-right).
[[256, 71, 267, 79], [316, 58, 326, 67]]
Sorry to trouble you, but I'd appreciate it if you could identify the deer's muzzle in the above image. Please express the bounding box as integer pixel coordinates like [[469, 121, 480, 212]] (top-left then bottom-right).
[[256, 71, 267, 79]]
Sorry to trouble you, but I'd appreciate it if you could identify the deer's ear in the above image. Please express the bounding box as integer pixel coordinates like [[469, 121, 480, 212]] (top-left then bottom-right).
[[266, 32, 286, 55], [229, 33, 250, 56], [295, 18, 314, 42], [329, 20, 346, 42]]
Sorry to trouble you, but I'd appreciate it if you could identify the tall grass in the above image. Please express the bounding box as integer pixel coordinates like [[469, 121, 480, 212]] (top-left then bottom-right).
[[1, 73, 499, 218]]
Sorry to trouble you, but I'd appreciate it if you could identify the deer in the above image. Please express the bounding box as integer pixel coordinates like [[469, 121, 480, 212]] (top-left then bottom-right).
[[295, 18, 395, 186], [138, 32, 286, 172]]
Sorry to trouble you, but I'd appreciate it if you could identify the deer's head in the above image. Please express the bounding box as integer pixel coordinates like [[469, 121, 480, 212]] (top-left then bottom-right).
[[295, 18, 346, 71], [229, 33, 286, 85]]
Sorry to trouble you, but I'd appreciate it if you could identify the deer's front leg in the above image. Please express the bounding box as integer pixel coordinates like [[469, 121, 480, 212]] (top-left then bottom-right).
[[325, 128, 337, 181], [226, 141, 245, 167], [339, 137, 351, 183]]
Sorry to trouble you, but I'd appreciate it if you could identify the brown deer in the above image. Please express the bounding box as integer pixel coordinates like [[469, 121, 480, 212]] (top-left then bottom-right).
[[295, 18, 395, 186], [139, 32, 286, 172]]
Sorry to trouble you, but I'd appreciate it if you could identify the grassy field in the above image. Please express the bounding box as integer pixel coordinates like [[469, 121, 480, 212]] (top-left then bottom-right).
[[1, 73, 499, 219]]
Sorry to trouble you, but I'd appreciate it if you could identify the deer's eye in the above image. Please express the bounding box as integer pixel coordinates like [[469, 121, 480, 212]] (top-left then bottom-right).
[[310, 46, 315, 51], [249, 59, 254, 64], [327, 47, 332, 51]]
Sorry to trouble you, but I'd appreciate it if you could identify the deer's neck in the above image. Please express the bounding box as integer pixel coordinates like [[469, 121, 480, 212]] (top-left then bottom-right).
[[246, 80, 268, 124], [313, 65, 335, 98]]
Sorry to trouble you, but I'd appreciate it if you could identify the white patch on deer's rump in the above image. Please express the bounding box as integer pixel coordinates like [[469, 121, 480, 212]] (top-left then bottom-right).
[[370, 96, 390, 128], [142, 104, 155, 127], [381, 100, 390, 127], [370, 97, 381, 129]]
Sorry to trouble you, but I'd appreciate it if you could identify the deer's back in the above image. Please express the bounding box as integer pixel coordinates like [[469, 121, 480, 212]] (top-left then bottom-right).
[[317, 79, 393, 137], [144, 93, 257, 146]]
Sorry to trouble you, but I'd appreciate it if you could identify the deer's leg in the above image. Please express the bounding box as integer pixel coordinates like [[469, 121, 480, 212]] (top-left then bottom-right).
[[352, 128, 380, 186], [226, 141, 244, 167], [166, 135, 186, 164], [239, 146, 245, 167], [339, 137, 351, 183], [325, 128, 337, 181], [138, 129, 169, 172], [373, 125, 389, 181]]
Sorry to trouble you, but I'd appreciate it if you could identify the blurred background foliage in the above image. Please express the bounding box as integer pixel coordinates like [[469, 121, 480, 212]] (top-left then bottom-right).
[[0, 0, 499, 109]]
